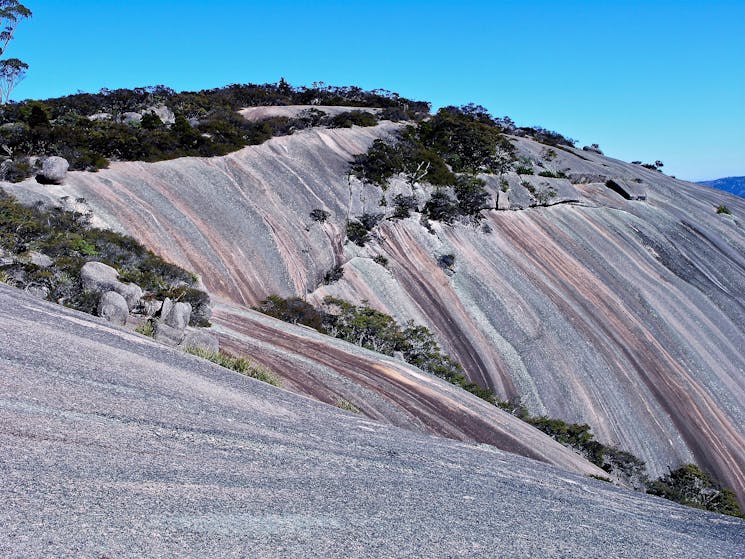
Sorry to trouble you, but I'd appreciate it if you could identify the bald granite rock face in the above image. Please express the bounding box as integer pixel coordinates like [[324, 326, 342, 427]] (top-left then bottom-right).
[[0, 285, 743, 558], [4, 116, 745, 507]]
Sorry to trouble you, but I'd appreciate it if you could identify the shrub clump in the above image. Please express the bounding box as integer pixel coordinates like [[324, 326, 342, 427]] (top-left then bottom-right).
[[647, 464, 743, 518], [0, 81, 429, 178], [184, 346, 280, 386], [0, 191, 201, 315]]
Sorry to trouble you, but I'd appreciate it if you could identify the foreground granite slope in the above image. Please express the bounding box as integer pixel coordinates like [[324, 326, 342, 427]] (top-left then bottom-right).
[[4, 116, 745, 505], [1, 286, 743, 558]]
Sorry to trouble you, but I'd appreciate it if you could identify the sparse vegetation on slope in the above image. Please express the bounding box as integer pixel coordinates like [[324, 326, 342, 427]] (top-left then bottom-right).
[[255, 293, 744, 517], [0, 191, 203, 316], [184, 346, 280, 386]]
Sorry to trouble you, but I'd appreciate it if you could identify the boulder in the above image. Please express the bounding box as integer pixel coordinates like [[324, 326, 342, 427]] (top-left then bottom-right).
[[161, 298, 192, 330], [97, 291, 128, 326], [179, 329, 219, 353], [24, 284, 49, 300], [116, 282, 144, 311], [497, 190, 511, 210], [28, 251, 53, 268], [80, 261, 143, 310], [88, 112, 112, 121], [139, 298, 163, 317], [154, 320, 185, 346], [145, 104, 175, 125], [121, 112, 142, 125], [36, 156, 69, 185], [81, 261, 120, 292]]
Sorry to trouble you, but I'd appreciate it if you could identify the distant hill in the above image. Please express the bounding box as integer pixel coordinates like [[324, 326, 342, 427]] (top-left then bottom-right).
[[697, 176, 745, 197]]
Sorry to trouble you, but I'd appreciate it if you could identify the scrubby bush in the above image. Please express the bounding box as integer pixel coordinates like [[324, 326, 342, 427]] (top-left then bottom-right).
[[437, 254, 456, 269], [184, 346, 280, 386], [254, 294, 326, 332], [454, 175, 489, 215], [323, 265, 344, 284], [647, 464, 743, 518], [346, 220, 371, 246], [0, 191, 202, 315], [716, 205, 731, 215], [391, 194, 418, 219], [0, 81, 428, 172], [310, 208, 330, 222], [372, 254, 389, 267], [329, 110, 378, 128], [423, 189, 459, 223]]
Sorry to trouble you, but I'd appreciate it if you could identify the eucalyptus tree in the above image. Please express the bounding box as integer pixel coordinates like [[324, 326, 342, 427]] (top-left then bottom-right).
[[0, 1, 31, 103]]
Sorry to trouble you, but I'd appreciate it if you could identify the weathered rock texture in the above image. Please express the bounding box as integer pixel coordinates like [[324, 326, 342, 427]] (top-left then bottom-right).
[[80, 261, 142, 310], [97, 290, 128, 325], [36, 156, 69, 185], [5, 117, 745, 505], [1, 285, 743, 558]]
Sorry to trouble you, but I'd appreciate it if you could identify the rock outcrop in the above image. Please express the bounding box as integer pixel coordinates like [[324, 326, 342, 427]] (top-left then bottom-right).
[[36, 156, 69, 185], [5, 115, 745, 506], [80, 261, 142, 310], [97, 290, 129, 326], [2, 284, 742, 558]]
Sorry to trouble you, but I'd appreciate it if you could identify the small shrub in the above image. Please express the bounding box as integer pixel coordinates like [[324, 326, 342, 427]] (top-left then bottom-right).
[[716, 205, 731, 215], [391, 194, 418, 219], [310, 208, 330, 223], [134, 320, 155, 337], [346, 220, 371, 246], [323, 265, 344, 284], [329, 110, 378, 128], [454, 175, 489, 216], [372, 254, 389, 268], [423, 189, 458, 223], [184, 346, 281, 386], [437, 254, 456, 269], [647, 464, 743, 518], [537, 170, 567, 179], [335, 398, 361, 413], [542, 148, 557, 161], [254, 295, 327, 333]]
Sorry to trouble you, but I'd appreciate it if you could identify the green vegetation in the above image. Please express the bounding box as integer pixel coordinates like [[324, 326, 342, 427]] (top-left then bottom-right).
[[0, 191, 202, 315], [134, 319, 155, 338], [309, 208, 330, 223], [372, 254, 389, 267], [335, 398, 361, 413], [323, 265, 344, 284], [647, 464, 743, 518], [716, 205, 732, 215], [0, 1, 32, 104], [184, 346, 280, 386], [0, 81, 429, 181], [352, 105, 515, 191], [537, 170, 568, 179], [256, 293, 743, 517]]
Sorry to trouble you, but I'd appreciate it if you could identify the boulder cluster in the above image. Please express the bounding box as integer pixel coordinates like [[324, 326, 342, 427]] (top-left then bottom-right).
[[80, 261, 218, 353]]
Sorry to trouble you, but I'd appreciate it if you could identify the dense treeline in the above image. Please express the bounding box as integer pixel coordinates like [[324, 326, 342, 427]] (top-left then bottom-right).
[[0, 81, 429, 180]]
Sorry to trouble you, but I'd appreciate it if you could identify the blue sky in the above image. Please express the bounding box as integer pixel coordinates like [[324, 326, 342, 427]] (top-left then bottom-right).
[[9, 1, 745, 181]]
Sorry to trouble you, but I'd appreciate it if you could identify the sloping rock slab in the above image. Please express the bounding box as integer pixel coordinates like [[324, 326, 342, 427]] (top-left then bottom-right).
[[1, 285, 743, 558]]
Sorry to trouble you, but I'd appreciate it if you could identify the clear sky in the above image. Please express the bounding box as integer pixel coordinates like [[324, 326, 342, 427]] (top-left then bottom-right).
[[8, 0, 745, 181]]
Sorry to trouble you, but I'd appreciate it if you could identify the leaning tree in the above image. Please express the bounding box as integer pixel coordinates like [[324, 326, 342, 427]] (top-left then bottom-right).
[[0, 1, 31, 104]]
